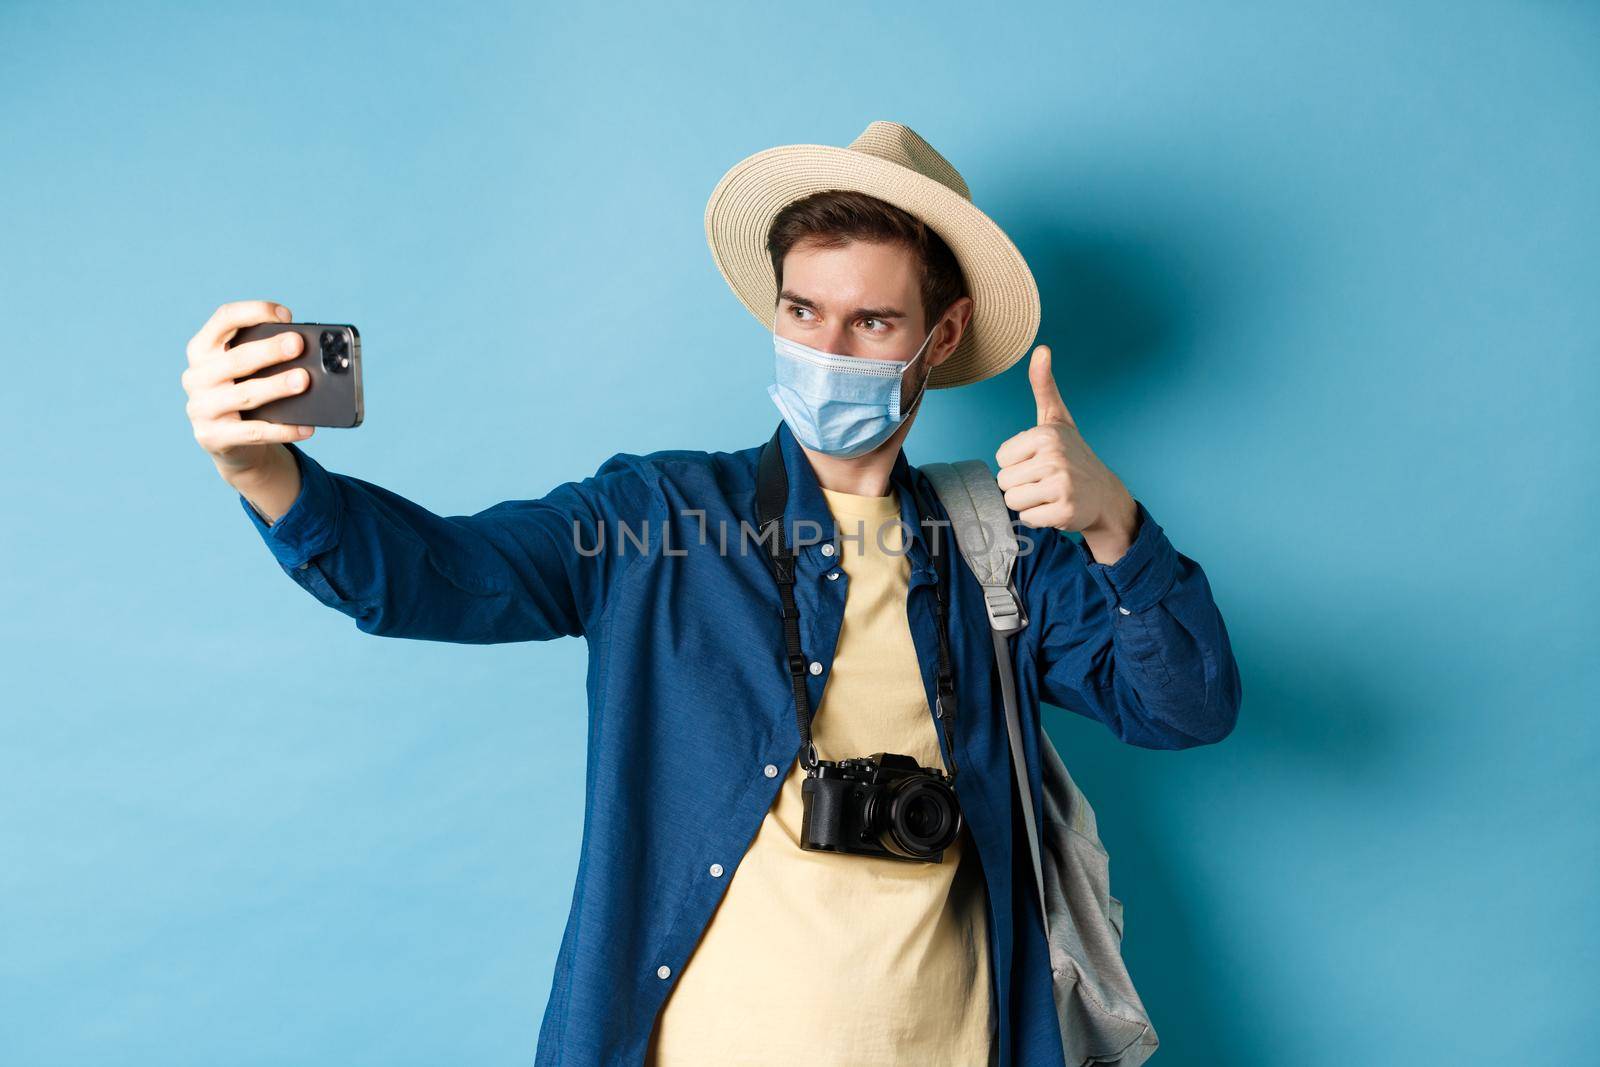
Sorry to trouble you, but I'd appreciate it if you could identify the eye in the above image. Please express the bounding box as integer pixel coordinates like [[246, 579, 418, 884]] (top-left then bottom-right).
[[860, 317, 888, 332], [789, 305, 814, 321]]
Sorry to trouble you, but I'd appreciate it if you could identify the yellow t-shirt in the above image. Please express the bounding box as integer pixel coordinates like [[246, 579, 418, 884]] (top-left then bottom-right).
[[646, 486, 994, 1066]]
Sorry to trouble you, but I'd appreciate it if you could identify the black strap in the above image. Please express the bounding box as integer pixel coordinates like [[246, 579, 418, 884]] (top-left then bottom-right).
[[908, 473, 960, 764], [752, 426, 959, 778]]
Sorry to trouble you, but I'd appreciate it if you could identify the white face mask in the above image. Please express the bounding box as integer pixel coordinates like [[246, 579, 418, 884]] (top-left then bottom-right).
[[766, 324, 938, 458]]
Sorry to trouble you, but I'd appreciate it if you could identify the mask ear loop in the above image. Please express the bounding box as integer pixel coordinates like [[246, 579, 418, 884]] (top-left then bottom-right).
[[893, 323, 940, 420]]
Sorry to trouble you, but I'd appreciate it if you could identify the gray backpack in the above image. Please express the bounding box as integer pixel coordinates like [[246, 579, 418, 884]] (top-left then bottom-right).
[[921, 460, 1161, 1067]]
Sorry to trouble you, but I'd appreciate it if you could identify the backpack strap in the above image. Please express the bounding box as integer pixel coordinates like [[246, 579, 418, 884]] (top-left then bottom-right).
[[921, 460, 1026, 634], [920, 460, 1049, 938]]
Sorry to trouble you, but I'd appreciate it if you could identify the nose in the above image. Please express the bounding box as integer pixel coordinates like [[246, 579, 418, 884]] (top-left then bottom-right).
[[819, 327, 856, 357]]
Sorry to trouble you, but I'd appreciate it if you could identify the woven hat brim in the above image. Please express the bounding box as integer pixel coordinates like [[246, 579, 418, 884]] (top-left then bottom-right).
[[705, 143, 1040, 389]]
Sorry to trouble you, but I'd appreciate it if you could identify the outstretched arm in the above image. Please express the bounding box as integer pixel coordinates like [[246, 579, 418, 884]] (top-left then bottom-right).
[[239, 442, 658, 644]]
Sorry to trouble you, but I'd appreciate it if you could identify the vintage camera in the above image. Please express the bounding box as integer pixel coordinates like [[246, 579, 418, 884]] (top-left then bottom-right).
[[800, 752, 963, 863]]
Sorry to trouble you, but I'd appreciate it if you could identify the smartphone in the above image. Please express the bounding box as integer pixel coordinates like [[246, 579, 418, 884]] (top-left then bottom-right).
[[226, 322, 363, 428]]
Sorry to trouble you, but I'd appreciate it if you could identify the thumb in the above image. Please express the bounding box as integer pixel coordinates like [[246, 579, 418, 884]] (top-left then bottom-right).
[[1029, 345, 1075, 427]]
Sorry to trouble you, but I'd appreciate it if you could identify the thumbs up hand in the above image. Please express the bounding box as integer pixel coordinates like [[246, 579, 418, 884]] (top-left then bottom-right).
[[995, 345, 1140, 564]]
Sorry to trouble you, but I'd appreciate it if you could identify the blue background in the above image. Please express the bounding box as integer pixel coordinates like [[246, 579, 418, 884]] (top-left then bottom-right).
[[3, 2, 1595, 1064]]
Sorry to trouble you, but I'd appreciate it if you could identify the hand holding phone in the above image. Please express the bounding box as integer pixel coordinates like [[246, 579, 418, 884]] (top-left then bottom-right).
[[227, 322, 363, 428], [181, 300, 363, 496]]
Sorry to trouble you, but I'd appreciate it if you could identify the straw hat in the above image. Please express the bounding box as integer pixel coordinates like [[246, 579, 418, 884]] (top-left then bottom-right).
[[704, 120, 1041, 389]]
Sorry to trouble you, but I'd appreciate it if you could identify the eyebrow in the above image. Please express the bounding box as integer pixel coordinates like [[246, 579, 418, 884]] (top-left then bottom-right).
[[778, 289, 908, 321]]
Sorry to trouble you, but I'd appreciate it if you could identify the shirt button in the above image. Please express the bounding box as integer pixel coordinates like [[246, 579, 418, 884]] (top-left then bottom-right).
[[656, 965, 671, 980], [820, 543, 836, 557], [826, 570, 840, 581], [808, 661, 823, 676], [297, 561, 309, 570], [763, 763, 779, 778], [1117, 605, 1131, 615], [708, 863, 724, 878]]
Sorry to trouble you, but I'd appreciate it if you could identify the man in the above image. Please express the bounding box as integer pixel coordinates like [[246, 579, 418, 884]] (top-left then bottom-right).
[[183, 121, 1241, 1066]]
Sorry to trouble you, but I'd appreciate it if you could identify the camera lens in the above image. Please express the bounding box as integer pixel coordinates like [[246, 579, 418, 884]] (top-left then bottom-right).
[[904, 794, 941, 836], [320, 329, 350, 374], [875, 774, 961, 859]]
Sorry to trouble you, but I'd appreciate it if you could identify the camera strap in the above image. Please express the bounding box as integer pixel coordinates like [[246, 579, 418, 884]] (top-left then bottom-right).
[[753, 425, 959, 779]]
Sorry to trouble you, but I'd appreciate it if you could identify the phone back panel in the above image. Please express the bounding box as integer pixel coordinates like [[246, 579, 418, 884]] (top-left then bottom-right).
[[227, 323, 363, 428]]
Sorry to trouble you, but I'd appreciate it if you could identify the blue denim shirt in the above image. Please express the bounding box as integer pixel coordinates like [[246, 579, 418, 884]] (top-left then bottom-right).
[[239, 420, 1241, 1066]]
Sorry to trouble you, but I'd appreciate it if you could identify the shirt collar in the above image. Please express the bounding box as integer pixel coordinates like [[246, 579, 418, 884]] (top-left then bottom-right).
[[771, 420, 937, 577]]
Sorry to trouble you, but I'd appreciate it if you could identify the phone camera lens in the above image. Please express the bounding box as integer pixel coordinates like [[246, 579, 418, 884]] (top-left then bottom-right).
[[320, 330, 350, 374]]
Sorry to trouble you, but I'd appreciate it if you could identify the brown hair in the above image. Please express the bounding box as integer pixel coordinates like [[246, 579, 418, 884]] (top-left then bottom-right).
[[766, 190, 968, 331]]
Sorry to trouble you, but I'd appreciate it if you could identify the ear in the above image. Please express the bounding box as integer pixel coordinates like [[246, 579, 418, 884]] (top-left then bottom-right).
[[924, 296, 974, 370]]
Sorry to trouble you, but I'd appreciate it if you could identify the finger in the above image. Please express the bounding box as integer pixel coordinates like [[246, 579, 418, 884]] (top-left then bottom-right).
[[995, 454, 1055, 492], [1016, 502, 1069, 531], [191, 365, 311, 420], [1002, 478, 1056, 513], [1029, 345, 1076, 427], [208, 418, 316, 448], [225, 330, 305, 384], [190, 300, 293, 361], [187, 330, 305, 390], [224, 365, 311, 416], [995, 425, 1054, 468]]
